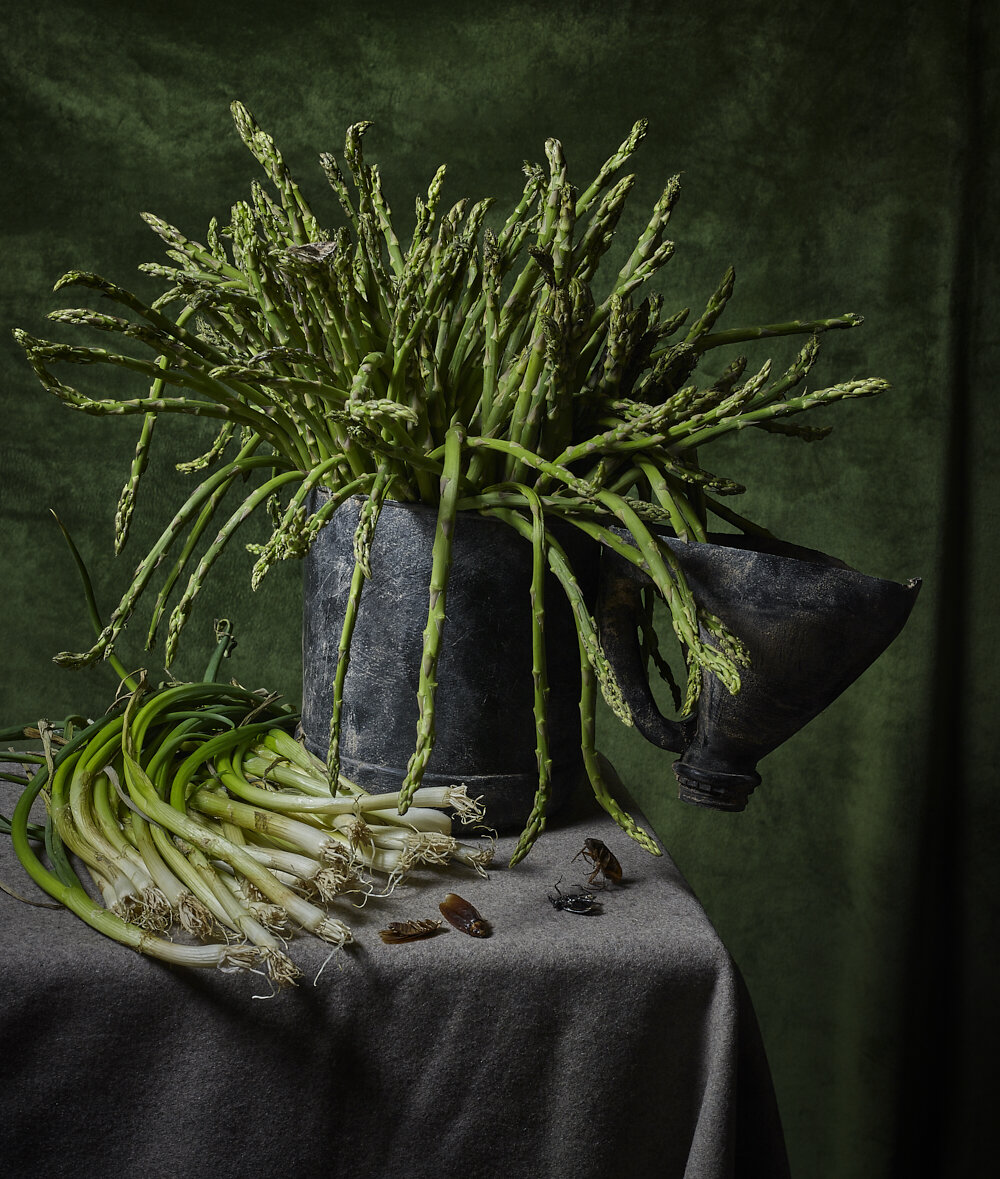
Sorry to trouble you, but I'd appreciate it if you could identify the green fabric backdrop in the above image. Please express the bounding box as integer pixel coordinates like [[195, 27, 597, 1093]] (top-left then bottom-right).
[[1, 2, 995, 1176]]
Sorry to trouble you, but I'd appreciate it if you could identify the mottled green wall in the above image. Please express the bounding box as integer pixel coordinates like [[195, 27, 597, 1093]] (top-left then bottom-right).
[[1, 3, 995, 1176]]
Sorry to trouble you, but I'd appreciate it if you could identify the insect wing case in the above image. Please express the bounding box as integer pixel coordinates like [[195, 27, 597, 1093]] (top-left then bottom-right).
[[439, 893, 491, 937]]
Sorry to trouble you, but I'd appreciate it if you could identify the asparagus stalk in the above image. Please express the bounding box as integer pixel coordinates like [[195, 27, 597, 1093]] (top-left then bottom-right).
[[399, 424, 466, 812], [508, 485, 553, 867]]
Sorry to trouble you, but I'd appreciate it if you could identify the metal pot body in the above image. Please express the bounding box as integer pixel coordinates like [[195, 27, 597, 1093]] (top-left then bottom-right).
[[301, 496, 595, 831]]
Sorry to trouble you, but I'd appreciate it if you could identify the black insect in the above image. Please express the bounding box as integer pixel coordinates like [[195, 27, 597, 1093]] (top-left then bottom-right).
[[439, 892, 491, 937], [573, 837, 623, 887], [548, 882, 601, 914]]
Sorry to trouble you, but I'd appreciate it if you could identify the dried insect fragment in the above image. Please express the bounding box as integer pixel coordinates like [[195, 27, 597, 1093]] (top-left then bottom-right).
[[573, 837, 623, 887], [548, 882, 601, 914], [439, 892, 491, 937], [378, 918, 442, 944]]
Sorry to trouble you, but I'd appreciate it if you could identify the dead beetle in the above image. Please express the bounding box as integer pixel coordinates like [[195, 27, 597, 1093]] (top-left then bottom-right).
[[573, 837, 622, 887], [548, 882, 601, 914]]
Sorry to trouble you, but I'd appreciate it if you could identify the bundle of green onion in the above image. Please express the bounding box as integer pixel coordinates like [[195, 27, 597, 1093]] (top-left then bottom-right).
[[13, 102, 886, 859], [2, 676, 491, 988]]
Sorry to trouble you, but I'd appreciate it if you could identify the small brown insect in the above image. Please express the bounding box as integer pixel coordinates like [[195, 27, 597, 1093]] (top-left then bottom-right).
[[439, 892, 491, 938], [378, 919, 442, 944], [573, 837, 623, 887]]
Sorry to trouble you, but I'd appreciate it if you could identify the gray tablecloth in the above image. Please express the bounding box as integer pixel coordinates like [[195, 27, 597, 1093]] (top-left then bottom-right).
[[0, 765, 788, 1179]]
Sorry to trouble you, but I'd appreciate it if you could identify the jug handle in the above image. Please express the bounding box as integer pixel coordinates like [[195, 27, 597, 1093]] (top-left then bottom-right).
[[597, 548, 692, 754]]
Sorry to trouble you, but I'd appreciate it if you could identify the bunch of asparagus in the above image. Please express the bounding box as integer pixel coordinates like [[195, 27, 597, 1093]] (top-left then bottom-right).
[[14, 102, 886, 860]]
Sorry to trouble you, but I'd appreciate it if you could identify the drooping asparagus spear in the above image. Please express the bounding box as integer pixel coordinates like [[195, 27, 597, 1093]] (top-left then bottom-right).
[[576, 638, 660, 855], [399, 424, 466, 812], [327, 469, 391, 782], [507, 485, 552, 867]]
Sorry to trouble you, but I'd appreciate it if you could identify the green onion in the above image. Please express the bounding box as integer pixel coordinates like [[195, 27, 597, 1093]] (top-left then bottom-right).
[[2, 670, 495, 985]]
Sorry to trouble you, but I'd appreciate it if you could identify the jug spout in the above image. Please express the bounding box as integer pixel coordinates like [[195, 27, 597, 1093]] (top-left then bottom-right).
[[599, 532, 921, 811]]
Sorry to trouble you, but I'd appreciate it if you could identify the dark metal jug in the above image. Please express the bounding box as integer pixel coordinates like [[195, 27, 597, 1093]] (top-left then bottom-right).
[[301, 497, 920, 828]]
